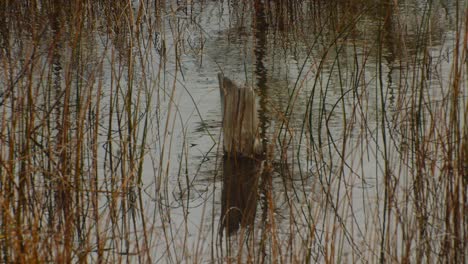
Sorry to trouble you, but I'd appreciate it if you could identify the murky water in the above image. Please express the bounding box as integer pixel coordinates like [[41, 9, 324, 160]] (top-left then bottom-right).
[[1, 0, 466, 262], [148, 1, 466, 262]]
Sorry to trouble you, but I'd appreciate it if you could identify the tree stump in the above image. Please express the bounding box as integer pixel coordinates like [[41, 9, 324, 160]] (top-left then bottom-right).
[[217, 73, 262, 158], [218, 73, 263, 236]]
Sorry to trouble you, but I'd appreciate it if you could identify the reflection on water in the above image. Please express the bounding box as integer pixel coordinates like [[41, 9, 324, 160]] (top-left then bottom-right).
[[0, 0, 465, 262], [220, 155, 261, 236]]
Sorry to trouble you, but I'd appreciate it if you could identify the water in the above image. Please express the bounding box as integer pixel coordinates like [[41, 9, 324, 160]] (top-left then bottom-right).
[[147, 1, 465, 262], [0, 0, 466, 262]]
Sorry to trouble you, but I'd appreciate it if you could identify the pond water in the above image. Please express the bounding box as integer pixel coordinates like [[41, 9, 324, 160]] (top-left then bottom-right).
[[146, 1, 465, 262], [0, 0, 466, 263]]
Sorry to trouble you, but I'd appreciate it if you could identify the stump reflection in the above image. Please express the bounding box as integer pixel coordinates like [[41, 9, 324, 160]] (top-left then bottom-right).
[[220, 155, 261, 236]]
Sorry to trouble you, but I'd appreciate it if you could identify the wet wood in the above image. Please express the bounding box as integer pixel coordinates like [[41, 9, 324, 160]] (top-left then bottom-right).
[[218, 73, 263, 236], [218, 73, 262, 158]]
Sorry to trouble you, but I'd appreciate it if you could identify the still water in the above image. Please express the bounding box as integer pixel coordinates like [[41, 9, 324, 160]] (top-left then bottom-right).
[[0, 0, 465, 262], [142, 1, 465, 262]]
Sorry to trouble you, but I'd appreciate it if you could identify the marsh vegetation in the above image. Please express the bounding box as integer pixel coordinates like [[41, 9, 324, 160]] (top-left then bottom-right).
[[0, 0, 466, 263]]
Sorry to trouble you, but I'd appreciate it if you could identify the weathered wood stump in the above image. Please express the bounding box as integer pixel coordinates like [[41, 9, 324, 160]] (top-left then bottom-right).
[[218, 73, 262, 158], [218, 73, 263, 236]]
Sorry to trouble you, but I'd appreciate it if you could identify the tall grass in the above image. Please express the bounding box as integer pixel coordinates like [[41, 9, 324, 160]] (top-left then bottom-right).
[[0, 1, 165, 262], [0, 0, 466, 263]]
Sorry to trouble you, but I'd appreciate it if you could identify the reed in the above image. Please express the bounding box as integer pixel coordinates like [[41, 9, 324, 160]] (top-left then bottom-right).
[[0, 0, 465, 263]]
